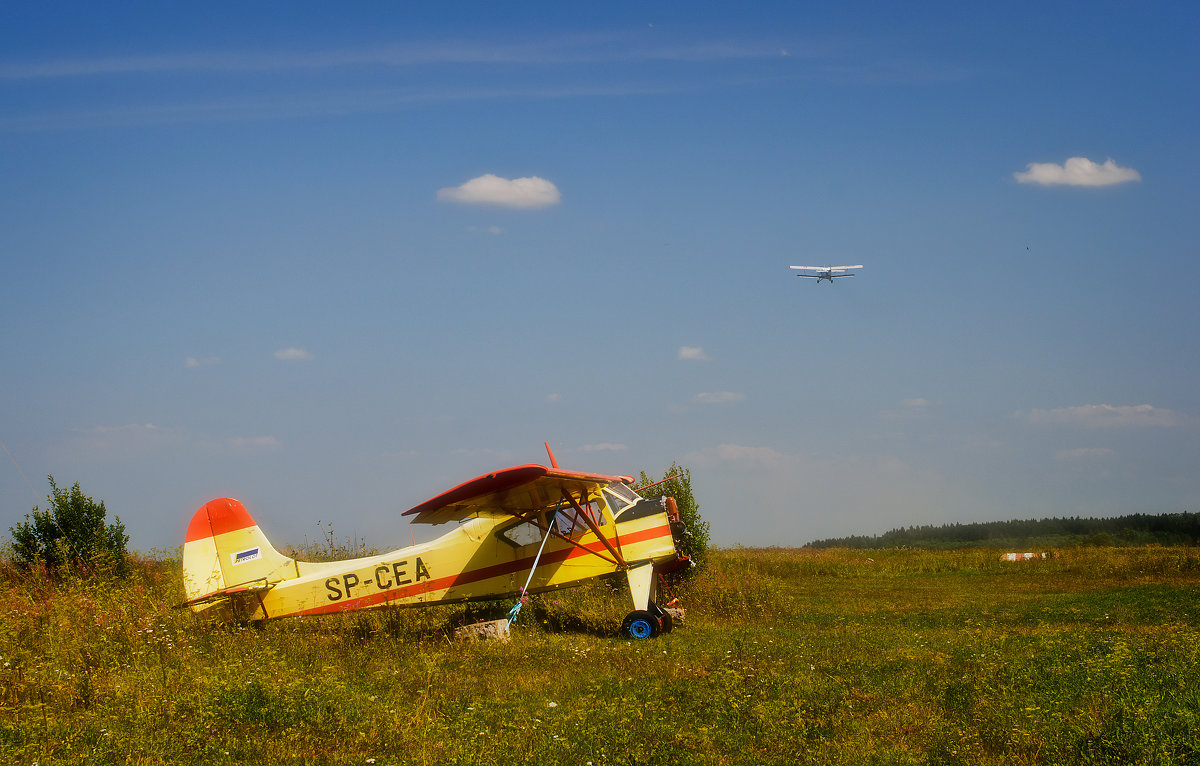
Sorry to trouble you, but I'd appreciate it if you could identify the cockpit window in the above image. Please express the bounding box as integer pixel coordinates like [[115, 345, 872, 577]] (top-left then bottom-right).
[[603, 483, 640, 517], [499, 488, 631, 547]]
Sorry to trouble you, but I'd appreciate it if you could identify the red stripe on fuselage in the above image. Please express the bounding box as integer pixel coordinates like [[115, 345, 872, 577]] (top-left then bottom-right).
[[295, 522, 674, 617], [185, 498, 257, 542]]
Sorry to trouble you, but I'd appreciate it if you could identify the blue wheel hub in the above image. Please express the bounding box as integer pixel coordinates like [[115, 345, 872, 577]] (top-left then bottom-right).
[[629, 618, 654, 639]]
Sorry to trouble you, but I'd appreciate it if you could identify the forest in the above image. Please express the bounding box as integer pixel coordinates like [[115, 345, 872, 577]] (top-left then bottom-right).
[[805, 511, 1200, 550]]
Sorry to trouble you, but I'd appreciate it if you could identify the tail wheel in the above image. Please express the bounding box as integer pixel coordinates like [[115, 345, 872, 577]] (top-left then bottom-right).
[[622, 610, 660, 640]]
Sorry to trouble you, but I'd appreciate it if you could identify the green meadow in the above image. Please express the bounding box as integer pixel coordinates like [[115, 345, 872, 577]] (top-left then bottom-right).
[[3, 545, 1199, 765]]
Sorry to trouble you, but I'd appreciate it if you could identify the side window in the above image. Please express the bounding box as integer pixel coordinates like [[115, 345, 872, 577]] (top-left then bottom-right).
[[561, 500, 608, 535], [499, 512, 549, 547]]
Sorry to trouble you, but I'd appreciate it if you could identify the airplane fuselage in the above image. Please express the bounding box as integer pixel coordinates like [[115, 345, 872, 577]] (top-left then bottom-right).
[[188, 495, 679, 623]]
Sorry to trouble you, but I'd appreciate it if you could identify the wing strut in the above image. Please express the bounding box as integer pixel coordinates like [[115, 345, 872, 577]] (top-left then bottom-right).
[[561, 488, 627, 568], [513, 507, 621, 567], [506, 505, 560, 628]]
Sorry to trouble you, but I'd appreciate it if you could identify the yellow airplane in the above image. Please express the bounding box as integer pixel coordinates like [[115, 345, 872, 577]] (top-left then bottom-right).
[[181, 451, 691, 639]]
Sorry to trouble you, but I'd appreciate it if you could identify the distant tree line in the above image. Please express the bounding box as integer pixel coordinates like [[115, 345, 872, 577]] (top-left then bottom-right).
[[805, 512, 1200, 550]]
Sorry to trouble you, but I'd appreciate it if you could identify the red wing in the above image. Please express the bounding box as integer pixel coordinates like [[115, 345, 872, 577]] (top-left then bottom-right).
[[403, 464, 627, 525]]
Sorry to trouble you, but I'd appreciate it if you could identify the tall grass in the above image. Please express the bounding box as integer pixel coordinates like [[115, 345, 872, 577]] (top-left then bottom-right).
[[2, 546, 1198, 764]]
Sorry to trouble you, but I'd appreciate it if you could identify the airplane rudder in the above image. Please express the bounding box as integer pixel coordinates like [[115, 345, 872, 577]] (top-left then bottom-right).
[[183, 498, 293, 602]]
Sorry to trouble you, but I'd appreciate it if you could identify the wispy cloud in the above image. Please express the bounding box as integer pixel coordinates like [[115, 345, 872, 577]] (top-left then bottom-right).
[[1014, 157, 1141, 187], [1015, 404, 1181, 428], [228, 436, 281, 451], [694, 391, 745, 405], [0, 34, 958, 132], [67, 423, 182, 458], [882, 397, 932, 420], [0, 36, 796, 81], [438, 174, 561, 209], [678, 346, 711, 361], [578, 442, 627, 452], [274, 347, 314, 361], [1055, 447, 1116, 461], [686, 443, 792, 468], [85, 423, 169, 443], [185, 356, 220, 368]]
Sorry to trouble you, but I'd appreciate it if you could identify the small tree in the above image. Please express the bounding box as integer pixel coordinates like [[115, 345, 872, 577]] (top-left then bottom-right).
[[10, 475, 129, 577], [637, 462, 710, 578]]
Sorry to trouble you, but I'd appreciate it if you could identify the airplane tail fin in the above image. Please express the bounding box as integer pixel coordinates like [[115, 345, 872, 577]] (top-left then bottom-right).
[[182, 498, 298, 613]]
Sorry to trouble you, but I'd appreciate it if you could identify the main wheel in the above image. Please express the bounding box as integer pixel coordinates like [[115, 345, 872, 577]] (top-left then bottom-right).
[[622, 610, 660, 640]]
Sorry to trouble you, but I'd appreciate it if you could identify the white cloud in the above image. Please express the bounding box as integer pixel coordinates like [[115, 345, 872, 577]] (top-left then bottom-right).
[[1014, 157, 1141, 187], [185, 356, 220, 368], [546, 393, 562, 403], [1055, 447, 1116, 461], [1015, 404, 1181, 428], [437, 174, 561, 209], [678, 346, 711, 361], [694, 391, 745, 405], [274, 347, 314, 361]]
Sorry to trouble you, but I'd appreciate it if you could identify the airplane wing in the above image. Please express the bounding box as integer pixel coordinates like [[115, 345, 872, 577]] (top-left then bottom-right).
[[793, 274, 822, 278], [403, 464, 629, 525], [830, 265, 864, 270], [789, 266, 827, 271]]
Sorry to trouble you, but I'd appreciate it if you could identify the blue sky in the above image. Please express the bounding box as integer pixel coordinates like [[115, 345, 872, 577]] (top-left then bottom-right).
[[2, 2, 1197, 551]]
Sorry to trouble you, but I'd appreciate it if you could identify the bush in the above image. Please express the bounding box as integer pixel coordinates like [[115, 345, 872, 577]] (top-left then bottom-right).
[[9, 475, 128, 577], [638, 462, 710, 578]]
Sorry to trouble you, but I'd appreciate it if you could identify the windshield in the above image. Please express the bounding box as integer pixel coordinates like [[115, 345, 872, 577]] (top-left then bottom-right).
[[603, 482, 640, 518]]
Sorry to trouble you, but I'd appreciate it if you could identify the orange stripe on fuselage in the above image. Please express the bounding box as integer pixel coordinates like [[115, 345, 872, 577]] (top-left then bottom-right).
[[295, 522, 674, 617]]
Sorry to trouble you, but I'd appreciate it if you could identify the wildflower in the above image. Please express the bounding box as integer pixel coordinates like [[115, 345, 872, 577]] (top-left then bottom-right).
[[548, 701, 558, 708]]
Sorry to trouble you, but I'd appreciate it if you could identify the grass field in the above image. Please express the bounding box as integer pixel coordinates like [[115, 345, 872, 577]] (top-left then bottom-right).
[[2, 545, 1199, 764]]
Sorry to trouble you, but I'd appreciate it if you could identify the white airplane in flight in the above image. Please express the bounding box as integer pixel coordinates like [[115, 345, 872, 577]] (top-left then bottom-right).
[[790, 264, 863, 283]]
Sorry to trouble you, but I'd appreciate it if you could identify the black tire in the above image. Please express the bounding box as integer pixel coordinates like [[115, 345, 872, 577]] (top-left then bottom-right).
[[622, 610, 660, 640]]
